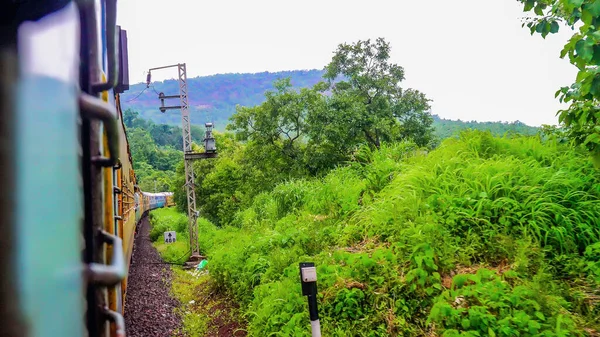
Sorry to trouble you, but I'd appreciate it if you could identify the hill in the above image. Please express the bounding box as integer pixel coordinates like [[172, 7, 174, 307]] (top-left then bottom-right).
[[121, 69, 540, 137], [120, 69, 327, 128], [432, 115, 539, 140]]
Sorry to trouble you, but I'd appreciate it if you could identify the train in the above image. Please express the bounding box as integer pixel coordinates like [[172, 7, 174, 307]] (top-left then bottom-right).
[[137, 191, 176, 215], [1, 1, 175, 336]]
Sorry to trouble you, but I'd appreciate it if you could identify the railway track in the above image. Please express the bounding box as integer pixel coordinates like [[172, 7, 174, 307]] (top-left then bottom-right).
[[124, 216, 183, 336]]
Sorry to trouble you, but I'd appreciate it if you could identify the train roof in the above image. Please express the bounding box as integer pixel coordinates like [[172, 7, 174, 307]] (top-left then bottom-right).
[[140, 191, 173, 197]]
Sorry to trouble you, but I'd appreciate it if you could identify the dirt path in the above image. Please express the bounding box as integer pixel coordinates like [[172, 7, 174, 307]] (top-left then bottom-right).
[[124, 216, 182, 336]]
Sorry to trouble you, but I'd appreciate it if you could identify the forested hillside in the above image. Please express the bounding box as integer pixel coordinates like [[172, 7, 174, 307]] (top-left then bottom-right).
[[121, 68, 540, 141], [432, 115, 538, 139], [120, 69, 326, 128], [122, 109, 206, 192], [125, 112, 540, 193]]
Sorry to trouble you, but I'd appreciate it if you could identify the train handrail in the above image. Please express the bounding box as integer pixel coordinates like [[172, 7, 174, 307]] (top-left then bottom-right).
[[86, 230, 126, 286], [103, 307, 126, 337], [79, 93, 119, 167], [91, 0, 119, 93]]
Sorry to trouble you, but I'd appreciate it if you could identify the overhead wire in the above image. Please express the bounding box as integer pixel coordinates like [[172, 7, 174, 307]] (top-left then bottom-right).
[[124, 83, 160, 103], [150, 84, 160, 96], [125, 86, 148, 102]]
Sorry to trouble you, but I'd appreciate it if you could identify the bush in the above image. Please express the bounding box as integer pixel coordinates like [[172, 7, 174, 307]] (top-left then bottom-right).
[[149, 207, 191, 263], [149, 207, 188, 242], [194, 131, 600, 336]]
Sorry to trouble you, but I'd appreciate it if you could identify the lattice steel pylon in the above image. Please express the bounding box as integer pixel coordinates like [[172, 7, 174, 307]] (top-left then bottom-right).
[[178, 63, 201, 258], [147, 63, 201, 260]]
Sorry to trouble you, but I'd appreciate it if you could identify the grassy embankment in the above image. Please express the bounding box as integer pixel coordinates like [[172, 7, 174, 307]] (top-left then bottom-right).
[[149, 208, 246, 336], [151, 131, 600, 336]]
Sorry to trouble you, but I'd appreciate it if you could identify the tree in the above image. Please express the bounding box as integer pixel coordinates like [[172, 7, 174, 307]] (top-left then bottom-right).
[[316, 37, 434, 150], [517, 0, 600, 165], [123, 108, 138, 128], [128, 128, 157, 165], [228, 78, 322, 169], [123, 108, 150, 129]]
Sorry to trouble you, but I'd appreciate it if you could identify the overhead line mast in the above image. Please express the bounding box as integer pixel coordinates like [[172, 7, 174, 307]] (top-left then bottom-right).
[[146, 63, 216, 263]]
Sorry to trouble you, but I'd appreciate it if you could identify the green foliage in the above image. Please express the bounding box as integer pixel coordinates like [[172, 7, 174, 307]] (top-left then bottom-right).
[[149, 207, 188, 241], [428, 269, 579, 337], [149, 208, 190, 263], [584, 242, 600, 282], [192, 38, 437, 226], [193, 131, 599, 336], [432, 114, 540, 141], [228, 77, 323, 174], [315, 38, 434, 151], [170, 268, 210, 337], [518, 0, 600, 164], [124, 109, 201, 192]]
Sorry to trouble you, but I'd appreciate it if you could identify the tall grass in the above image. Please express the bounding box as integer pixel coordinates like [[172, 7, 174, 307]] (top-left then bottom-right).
[[149, 207, 191, 263], [195, 131, 600, 336]]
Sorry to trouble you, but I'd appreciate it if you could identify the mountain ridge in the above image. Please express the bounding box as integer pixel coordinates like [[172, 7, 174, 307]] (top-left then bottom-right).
[[120, 69, 539, 136]]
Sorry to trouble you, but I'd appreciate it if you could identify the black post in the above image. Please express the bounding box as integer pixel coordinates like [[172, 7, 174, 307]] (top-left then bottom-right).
[[299, 262, 321, 337]]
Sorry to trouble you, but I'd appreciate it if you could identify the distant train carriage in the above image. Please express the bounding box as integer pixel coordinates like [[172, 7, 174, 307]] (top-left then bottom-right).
[[166, 193, 175, 207], [137, 191, 174, 213]]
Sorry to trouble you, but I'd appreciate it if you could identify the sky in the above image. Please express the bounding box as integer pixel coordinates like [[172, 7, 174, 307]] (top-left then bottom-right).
[[117, 0, 577, 126]]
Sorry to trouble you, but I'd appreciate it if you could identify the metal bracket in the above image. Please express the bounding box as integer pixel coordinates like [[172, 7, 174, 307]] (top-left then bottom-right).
[[184, 152, 218, 160]]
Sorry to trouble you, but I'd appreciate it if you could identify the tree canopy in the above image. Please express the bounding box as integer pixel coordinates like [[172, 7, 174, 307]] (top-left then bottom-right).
[[227, 38, 435, 176], [518, 0, 600, 165], [320, 37, 433, 149]]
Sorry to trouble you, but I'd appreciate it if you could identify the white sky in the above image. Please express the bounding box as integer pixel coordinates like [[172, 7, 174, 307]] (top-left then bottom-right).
[[117, 0, 577, 126]]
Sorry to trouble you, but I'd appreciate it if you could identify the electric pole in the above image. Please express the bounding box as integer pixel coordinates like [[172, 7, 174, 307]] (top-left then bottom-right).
[[146, 63, 216, 262]]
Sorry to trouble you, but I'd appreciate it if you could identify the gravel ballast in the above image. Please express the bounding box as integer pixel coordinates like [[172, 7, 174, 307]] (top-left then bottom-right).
[[124, 216, 182, 336]]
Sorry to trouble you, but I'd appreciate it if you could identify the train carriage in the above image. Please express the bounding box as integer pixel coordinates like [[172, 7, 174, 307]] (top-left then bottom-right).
[[1, 1, 175, 336]]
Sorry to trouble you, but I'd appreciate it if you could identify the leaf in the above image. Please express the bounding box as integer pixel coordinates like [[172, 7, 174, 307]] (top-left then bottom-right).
[[528, 320, 541, 334], [591, 77, 600, 96], [536, 22, 545, 33], [582, 8, 594, 25], [542, 21, 552, 38], [550, 21, 560, 34], [452, 274, 470, 289], [524, 0, 535, 12], [535, 311, 546, 321], [569, 0, 584, 7], [576, 69, 591, 82], [576, 39, 594, 62], [585, 0, 600, 16], [593, 45, 600, 65], [488, 328, 497, 337], [584, 133, 600, 145], [461, 318, 471, 329], [534, 3, 545, 15], [581, 80, 592, 95]]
